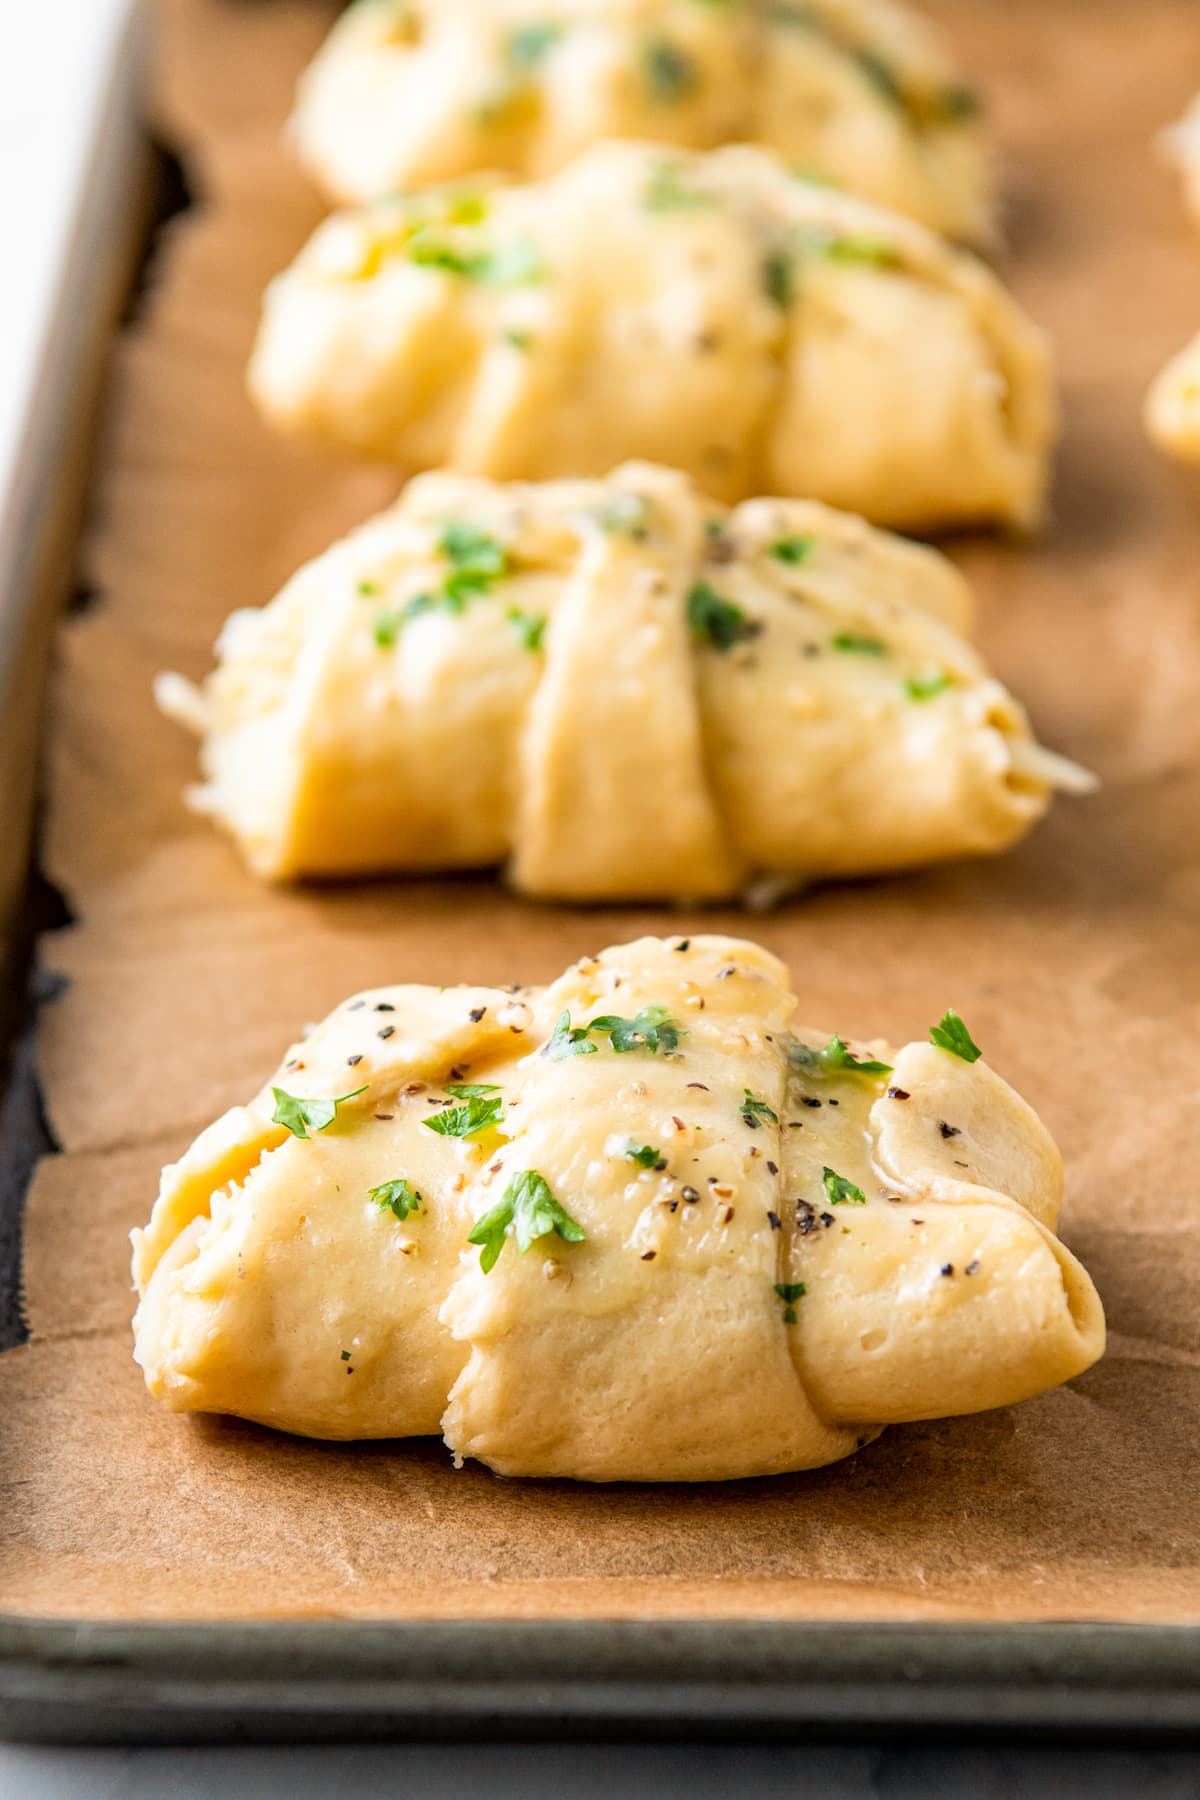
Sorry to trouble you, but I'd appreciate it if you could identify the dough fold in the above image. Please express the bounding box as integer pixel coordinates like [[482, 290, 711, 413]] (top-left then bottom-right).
[[157, 463, 1092, 901], [248, 142, 1053, 530], [291, 0, 993, 243], [132, 934, 1106, 1482]]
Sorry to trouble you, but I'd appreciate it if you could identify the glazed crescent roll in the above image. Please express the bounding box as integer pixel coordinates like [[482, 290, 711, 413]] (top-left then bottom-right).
[[155, 463, 1092, 902], [292, 0, 993, 243], [247, 142, 1054, 530], [131, 934, 1106, 1482]]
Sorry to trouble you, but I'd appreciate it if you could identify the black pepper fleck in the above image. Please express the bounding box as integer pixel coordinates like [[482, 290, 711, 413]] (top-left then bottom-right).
[[674, 939, 690, 952], [819, 1211, 834, 1228], [468, 1006, 487, 1023], [346, 1054, 363, 1067], [938, 1120, 961, 1139], [374, 1003, 395, 1012], [374, 1113, 394, 1122], [828, 1098, 840, 1107], [802, 1096, 822, 1109], [795, 1199, 817, 1235], [641, 1251, 657, 1261], [347, 1001, 366, 1012], [940, 1263, 955, 1277], [681, 1186, 700, 1204], [767, 1210, 781, 1231], [378, 1025, 396, 1040], [965, 1259, 980, 1275], [766, 1160, 778, 1175], [687, 1082, 709, 1091], [887, 1086, 910, 1101]]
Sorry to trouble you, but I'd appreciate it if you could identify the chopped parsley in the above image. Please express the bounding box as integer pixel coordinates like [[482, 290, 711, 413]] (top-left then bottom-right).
[[687, 581, 760, 651], [741, 1090, 778, 1127], [356, 578, 381, 597], [407, 231, 546, 288], [545, 1005, 685, 1057], [644, 161, 717, 212], [586, 1006, 686, 1054], [643, 37, 698, 100], [271, 1086, 367, 1140], [544, 1010, 599, 1060], [770, 535, 815, 565], [905, 670, 954, 701], [625, 1140, 666, 1169], [507, 606, 546, 652], [424, 1092, 505, 1138], [468, 1169, 585, 1273], [774, 1280, 806, 1324], [790, 1034, 892, 1078], [506, 21, 562, 68], [929, 1009, 982, 1063], [832, 632, 888, 656], [373, 607, 405, 648], [502, 327, 533, 351], [822, 1166, 867, 1206], [762, 248, 794, 309], [370, 1177, 423, 1221], [373, 520, 512, 643]]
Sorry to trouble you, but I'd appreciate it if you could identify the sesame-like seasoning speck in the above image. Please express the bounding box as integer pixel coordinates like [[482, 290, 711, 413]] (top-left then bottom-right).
[[940, 1263, 955, 1277], [819, 1211, 834, 1228], [938, 1121, 961, 1139], [687, 1082, 709, 1091], [716, 965, 736, 979], [828, 1099, 839, 1107], [641, 1250, 657, 1261], [767, 1210, 781, 1230], [374, 1113, 394, 1122], [965, 1259, 980, 1275], [802, 1096, 822, 1109], [374, 1003, 395, 1013], [674, 939, 690, 952], [347, 1054, 363, 1066], [469, 1006, 487, 1022], [887, 1087, 910, 1101], [347, 1001, 366, 1012], [378, 1025, 396, 1040], [681, 1186, 700, 1204], [716, 1205, 735, 1225], [285, 1059, 302, 1072], [766, 1160, 778, 1175], [672, 1115, 686, 1130]]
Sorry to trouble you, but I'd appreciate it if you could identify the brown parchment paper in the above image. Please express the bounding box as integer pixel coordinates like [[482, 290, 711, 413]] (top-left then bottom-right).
[[2, 0, 1200, 1626]]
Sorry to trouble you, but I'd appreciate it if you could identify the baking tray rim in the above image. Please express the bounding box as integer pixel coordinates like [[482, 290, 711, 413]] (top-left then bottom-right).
[[2, 1616, 1199, 1742]]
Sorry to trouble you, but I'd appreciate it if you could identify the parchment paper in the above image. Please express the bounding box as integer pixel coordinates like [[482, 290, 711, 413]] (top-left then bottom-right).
[[2, 0, 1200, 1624]]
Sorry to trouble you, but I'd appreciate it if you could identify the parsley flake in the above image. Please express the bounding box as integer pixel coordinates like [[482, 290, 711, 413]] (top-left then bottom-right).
[[586, 1005, 686, 1054], [506, 22, 562, 68], [625, 1140, 666, 1169], [832, 632, 888, 656], [822, 1166, 867, 1206], [356, 578, 380, 598], [644, 161, 717, 212], [929, 1010, 982, 1063], [544, 1010, 599, 1060], [370, 1177, 423, 1221], [407, 231, 546, 288], [468, 1168, 585, 1273], [741, 1090, 778, 1127], [905, 670, 954, 702], [770, 535, 815, 565], [774, 1280, 807, 1324], [643, 37, 697, 100], [507, 606, 546, 652], [271, 1086, 367, 1140], [790, 1034, 892, 1078], [687, 581, 760, 651], [762, 248, 794, 309], [445, 1082, 502, 1099], [424, 1092, 505, 1138]]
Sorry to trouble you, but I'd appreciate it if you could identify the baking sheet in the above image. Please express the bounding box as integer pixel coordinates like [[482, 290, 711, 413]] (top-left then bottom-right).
[[3, 0, 1200, 1631]]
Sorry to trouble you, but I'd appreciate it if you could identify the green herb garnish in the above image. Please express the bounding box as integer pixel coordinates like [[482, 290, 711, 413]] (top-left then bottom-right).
[[625, 1140, 666, 1169], [586, 1005, 686, 1054], [424, 1092, 505, 1138], [774, 1280, 807, 1324], [687, 581, 759, 651], [791, 1034, 892, 1078], [271, 1086, 367, 1140], [770, 535, 815, 565], [741, 1090, 778, 1127], [370, 1177, 423, 1221], [929, 1010, 981, 1063], [506, 22, 562, 68], [373, 607, 405, 648], [763, 248, 794, 309], [832, 631, 888, 656], [445, 1082, 502, 1099], [643, 37, 697, 100], [544, 1010, 599, 1060], [356, 578, 381, 597], [507, 606, 546, 652], [905, 670, 954, 701], [468, 1169, 586, 1273], [407, 231, 546, 288], [644, 161, 717, 212], [822, 1166, 867, 1206]]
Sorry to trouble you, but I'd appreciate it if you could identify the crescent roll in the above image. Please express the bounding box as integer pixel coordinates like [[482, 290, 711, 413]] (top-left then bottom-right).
[[1145, 98, 1200, 460], [131, 934, 1106, 1482], [247, 141, 1054, 530], [155, 462, 1093, 901], [291, 0, 993, 243]]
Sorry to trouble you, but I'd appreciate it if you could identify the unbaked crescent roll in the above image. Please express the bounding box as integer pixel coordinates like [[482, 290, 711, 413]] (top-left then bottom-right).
[[155, 463, 1093, 902], [131, 934, 1106, 1482], [292, 0, 993, 243], [248, 142, 1054, 530]]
